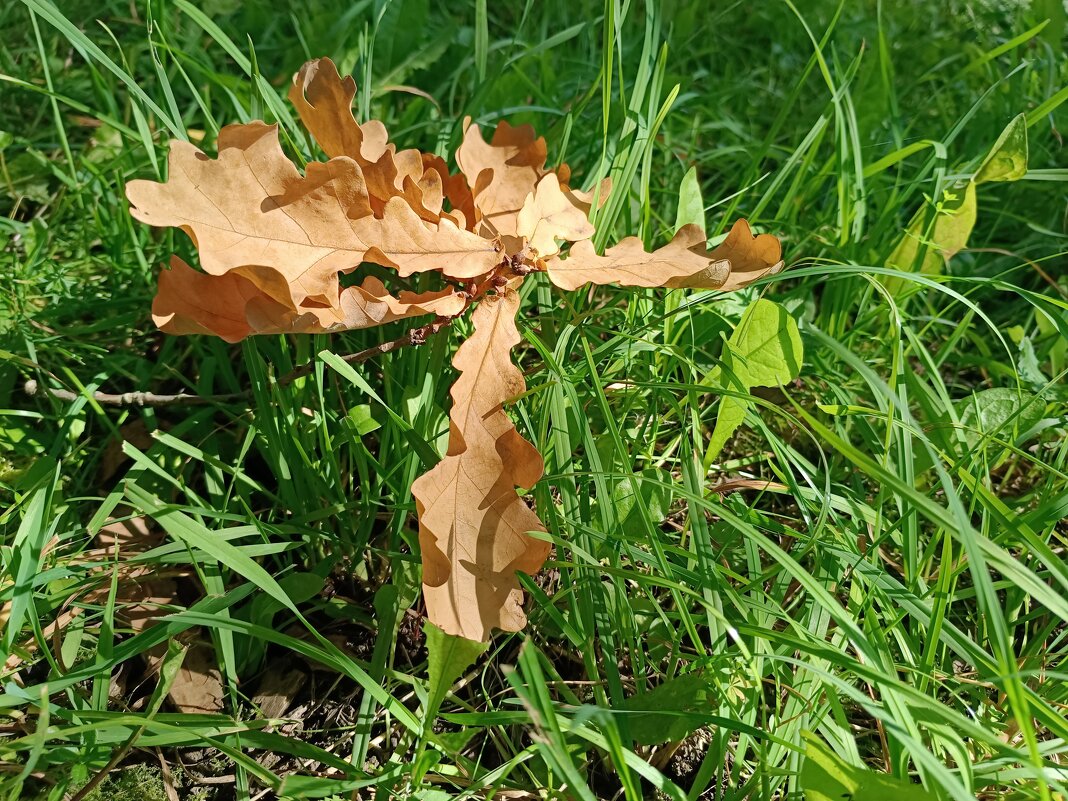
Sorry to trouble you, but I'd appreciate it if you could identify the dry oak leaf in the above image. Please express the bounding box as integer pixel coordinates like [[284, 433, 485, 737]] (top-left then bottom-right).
[[546, 219, 784, 292], [456, 118, 549, 238], [289, 58, 457, 225], [154, 257, 465, 342], [148, 636, 225, 714], [126, 121, 497, 311], [288, 56, 390, 164], [561, 176, 613, 218], [410, 288, 549, 642], [125, 54, 789, 647], [517, 173, 596, 259]]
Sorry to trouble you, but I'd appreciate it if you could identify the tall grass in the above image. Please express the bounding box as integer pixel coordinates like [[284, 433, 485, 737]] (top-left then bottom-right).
[[1, 1, 1066, 799]]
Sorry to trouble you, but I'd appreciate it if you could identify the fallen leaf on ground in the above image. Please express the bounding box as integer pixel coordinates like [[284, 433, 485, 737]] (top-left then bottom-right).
[[148, 635, 225, 714]]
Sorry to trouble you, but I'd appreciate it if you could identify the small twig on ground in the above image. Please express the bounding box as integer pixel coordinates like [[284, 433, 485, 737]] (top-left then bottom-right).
[[275, 316, 452, 387], [23, 380, 242, 407], [23, 316, 454, 408]]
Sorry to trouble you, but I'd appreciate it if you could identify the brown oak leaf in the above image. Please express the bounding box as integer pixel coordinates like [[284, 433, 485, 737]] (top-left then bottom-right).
[[126, 122, 496, 312], [546, 219, 783, 291], [410, 289, 549, 641], [288, 56, 389, 164], [456, 118, 548, 238], [154, 257, 465, 342], [517, 173, 596, 258]]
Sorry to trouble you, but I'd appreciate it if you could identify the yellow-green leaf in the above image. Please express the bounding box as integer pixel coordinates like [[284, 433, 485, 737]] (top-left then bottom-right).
[[800, 733, 938, 801], [885, 181, 976, 291], [975, 113, 1028, 184], [673, 166, 705, 235], [423, 621, 488, 734]]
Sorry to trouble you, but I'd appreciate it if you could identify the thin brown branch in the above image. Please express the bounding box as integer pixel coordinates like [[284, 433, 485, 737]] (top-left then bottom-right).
[[22, 381, 240, 407], [23, 316, 454, 409], [966, 247, 1068, 300], [275, 316, 453, 387]]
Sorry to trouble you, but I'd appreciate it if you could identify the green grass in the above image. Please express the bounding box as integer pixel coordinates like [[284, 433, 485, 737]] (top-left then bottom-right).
[[2, 0, 1067, 799]]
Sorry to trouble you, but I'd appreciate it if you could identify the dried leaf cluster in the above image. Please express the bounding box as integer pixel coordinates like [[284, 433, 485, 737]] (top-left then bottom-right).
[[127, 58, 784, 643]]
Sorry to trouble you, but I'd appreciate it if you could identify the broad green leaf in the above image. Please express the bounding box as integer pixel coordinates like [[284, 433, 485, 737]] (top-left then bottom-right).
[[705, 299, 803, 464], [975, 113, 1028, 184], [618, 672, 716, 745], [886, 114, 1026, 295], [347, 404, 381, 436], [800, 733, 938, 801], [673, 166, 705, 235], [956, 388, 1045, 447], [613, 468, 672, 537], [1, 151, 53, 204], [1035, 0, 1066, 46], [423, 622, 488, 734], [1035, 306, 1067, 376], [1017, 335, 1048, 386], [705, 343, 750, 464], [729, 298, 804, 387]]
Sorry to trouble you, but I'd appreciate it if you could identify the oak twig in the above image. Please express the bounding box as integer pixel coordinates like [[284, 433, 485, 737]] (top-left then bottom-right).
[[23, 316, 454, 408]]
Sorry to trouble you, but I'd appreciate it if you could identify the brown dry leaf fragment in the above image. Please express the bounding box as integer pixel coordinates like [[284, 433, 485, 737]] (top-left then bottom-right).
[[288, 57, 387, 163], [562, 177, 613, 217], [546, 219, 782, 292], [364, 197, 500, 278], [153, 257, 465, 342], [517, 173, 595, 258], [148, 636, 225, 714], [90, 518, 182, 636], [252, 665, 307, 720], [410, 288, 549, 642], [126, 123, 497, 308], [425, 152, 479, 230], [456, 118, 547, 238], [117, 574, 179, 635], [706, 219, 786, 292], [99, 419, 154, 484], [290, 58, 449, 223], [6, 518, 182, 674]]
